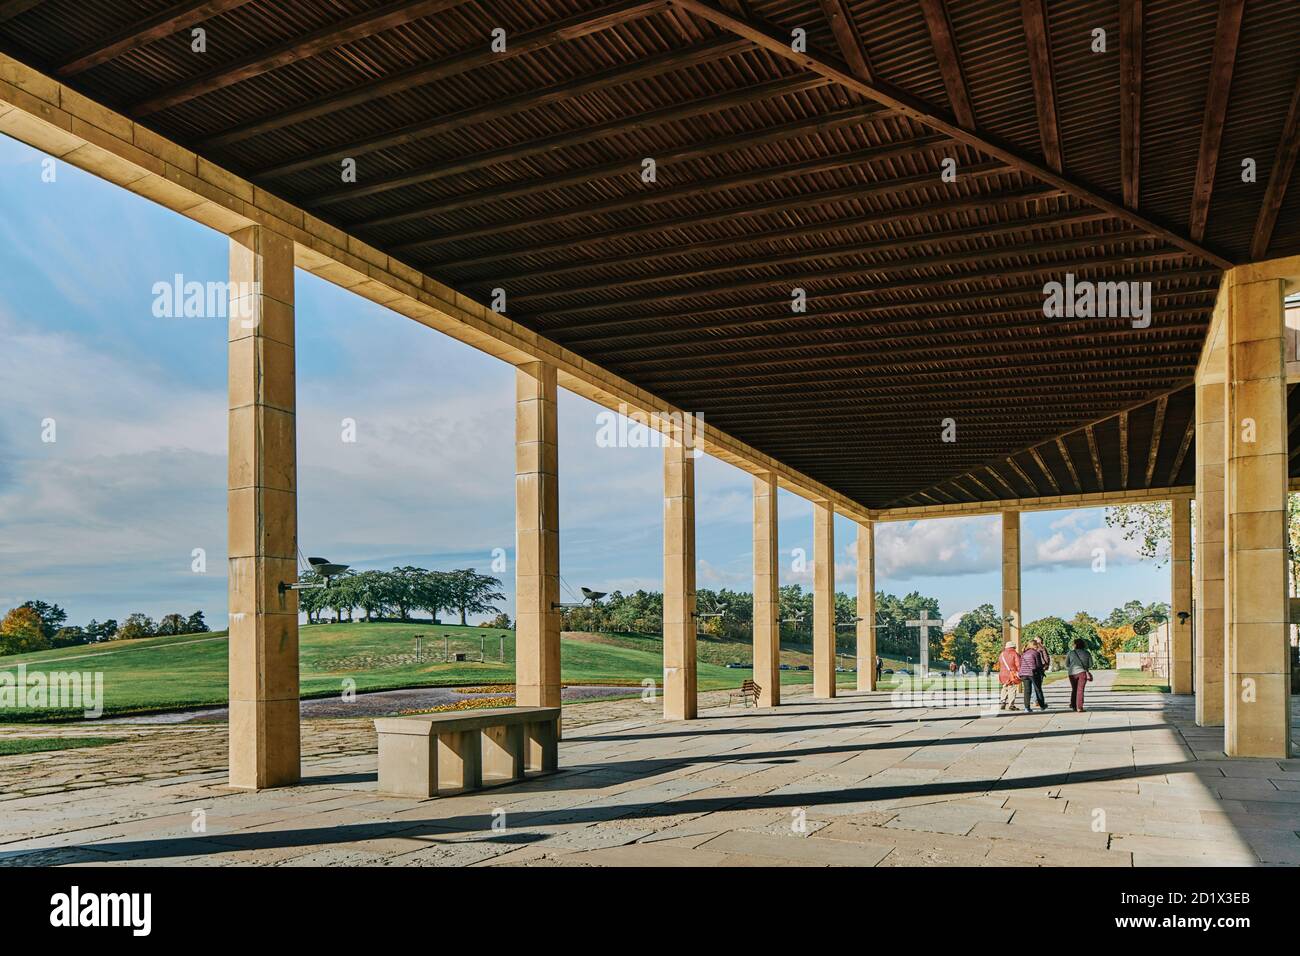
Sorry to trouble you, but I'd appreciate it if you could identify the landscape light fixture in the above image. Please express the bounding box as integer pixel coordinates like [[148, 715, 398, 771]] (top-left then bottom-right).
[[693, 603, 727, 621], [552, 587, 607, 611], [280, 556, 351, 595]]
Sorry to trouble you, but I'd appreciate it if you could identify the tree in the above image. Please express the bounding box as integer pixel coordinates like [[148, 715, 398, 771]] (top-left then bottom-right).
[[443, 569, 505, 625], [385, 566, 424, 620], [1022, 616, 1074, 656], [19, 600, 66, 638], [52, 626, 88, 648], [186, 611, 209, 633], [0, 606, 49, 655], [1096, 625, 1134, 667], [412, 570, 451, 623], [1105, 501, 1172, 564], [297, 570, 329, 622], [352, 571, 390, 622], [480, 612, 512, 629], [157, 613, 187, 636], [115, 613, 156, 640], [973, 625, 1003, 670]]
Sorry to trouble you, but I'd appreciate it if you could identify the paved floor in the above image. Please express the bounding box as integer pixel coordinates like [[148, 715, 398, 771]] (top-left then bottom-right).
[[2, 675, 1298, 867]]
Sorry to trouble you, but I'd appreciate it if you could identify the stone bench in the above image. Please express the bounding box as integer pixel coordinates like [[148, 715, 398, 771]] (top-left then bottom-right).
[[374, 706, 560, 798]]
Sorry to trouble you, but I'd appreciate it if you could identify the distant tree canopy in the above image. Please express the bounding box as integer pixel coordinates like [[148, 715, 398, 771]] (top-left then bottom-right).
[[297, 566, 506, 627], [0, 606, 48, 655]]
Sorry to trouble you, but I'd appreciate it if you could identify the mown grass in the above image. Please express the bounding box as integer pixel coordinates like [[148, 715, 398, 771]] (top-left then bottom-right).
[[0, 736, 125, 755], [0, 621, 857, 721]]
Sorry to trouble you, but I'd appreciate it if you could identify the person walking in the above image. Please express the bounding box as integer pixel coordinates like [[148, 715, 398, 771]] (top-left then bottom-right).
[[1066, 638, 1094, 712], [997, 641, 1022, 711], [1029, 638, 1049, 710], [1018, 640, 1047, 711], [875, 655, 883, 683]]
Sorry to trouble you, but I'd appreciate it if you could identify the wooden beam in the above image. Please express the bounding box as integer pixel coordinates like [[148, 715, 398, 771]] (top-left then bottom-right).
[[817, 0, 872, 82], [669, 0, 1233, 268], [1119, 0, 1143, 207], [983, 465, 1020, 499], [1119, 410, 1130, 489], [1028, 447, 1061, 494], [348, 99, 889, 225], [1167, 413, 1196, 484], [1250, 74, 1300, 260], [876, 486, 1194, 522], [308, 74, 834, 206], [1018, 0, 1062, 172], [57, 0, 254, 76], [0, 0, 43, 24], [254, 37, 748, 179], [917, 0, 975, 128], [202, 0, 669, 147], [131, 0, 466, 116], [1085, 424, 1105, 488], [1056, 438, 1083, 492], [1188, 0, 1245, 242], [1004, 457, 1040, 497], [394, 142, 975, 253], [1143, 393, 1168, 487]]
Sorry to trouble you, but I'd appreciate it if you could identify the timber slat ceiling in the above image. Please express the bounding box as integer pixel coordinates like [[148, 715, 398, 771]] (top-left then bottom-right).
[[2, 0, 1298, 509]]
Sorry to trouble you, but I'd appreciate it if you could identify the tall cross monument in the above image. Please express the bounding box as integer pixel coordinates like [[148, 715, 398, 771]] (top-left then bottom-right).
[[906, 608, 943, 678]]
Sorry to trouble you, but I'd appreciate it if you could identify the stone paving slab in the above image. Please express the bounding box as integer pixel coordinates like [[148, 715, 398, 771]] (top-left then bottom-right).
[[1, 673, 1296, 866]]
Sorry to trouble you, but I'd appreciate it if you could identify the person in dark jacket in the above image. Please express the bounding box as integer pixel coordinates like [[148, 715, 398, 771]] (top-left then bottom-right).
[[1018, 641, 1048, 711], [1066, 638, 1094, 711]]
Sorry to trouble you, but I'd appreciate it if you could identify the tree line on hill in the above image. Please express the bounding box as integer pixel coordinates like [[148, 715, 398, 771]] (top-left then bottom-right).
[[561, 586, 1168, 670], [0, 601, 209, 656], [297, 566, 506, 627]]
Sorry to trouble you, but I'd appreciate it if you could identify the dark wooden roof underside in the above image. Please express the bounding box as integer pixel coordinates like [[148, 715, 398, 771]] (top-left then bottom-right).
[[3, 0, 1298, 509]]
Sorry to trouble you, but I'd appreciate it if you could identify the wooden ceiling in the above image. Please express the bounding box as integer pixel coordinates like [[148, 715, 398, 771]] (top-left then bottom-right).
[[2, 0, 1298, 509]]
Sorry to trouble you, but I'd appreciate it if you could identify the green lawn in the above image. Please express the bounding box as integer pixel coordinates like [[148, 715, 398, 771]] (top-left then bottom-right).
[[0, 736, 124, 755], [1111, 668, 1171, 693], [0, 621, 857, 722]]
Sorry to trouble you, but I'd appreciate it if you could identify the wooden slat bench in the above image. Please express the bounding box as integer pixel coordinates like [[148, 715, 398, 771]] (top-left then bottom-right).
[[728, 679, 761, 707], [374, 706, 560, 798]]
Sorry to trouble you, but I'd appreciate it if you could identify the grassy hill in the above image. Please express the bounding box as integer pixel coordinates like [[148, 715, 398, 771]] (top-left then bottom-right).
[[0, 621, 853, 722]]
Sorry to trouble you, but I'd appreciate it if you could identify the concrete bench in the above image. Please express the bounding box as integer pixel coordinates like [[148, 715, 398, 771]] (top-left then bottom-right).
[[374, 706, 560, 798]]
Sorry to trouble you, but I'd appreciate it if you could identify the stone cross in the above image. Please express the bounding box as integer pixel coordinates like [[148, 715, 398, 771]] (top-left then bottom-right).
[[906, 609, 943, 678]]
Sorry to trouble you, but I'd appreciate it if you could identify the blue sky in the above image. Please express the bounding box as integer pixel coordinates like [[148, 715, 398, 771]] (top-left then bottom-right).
[[0, 134, 1172, 629]]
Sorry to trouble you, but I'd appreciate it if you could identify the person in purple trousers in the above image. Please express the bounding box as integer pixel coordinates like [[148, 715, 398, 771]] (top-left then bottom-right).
[[1019, 641, 1048, 711]]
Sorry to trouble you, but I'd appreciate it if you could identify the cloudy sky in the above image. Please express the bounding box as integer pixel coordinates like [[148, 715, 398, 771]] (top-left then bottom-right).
[[0, 134, 1170, 630]]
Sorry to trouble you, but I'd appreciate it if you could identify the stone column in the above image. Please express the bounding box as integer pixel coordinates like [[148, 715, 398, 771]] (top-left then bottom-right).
[[857, 520, 877, 691], [1169, 496, 1193, 693], [1223, 273, 1292, 758], [1195, 372, 1226, 726], [515, 362, 560, 710], [813, 500, 836, 698], [227, 225, 299, 790], [663, 424, 697, 720], [752, 472, 780, 707], [1002, 511, 1022, 647]]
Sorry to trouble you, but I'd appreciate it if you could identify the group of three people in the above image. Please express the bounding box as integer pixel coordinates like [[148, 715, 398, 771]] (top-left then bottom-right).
[[996, 638, 1094, 712]]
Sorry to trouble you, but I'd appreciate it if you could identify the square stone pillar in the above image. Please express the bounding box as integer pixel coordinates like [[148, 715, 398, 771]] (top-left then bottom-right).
[[663, 424, 697, 720], [1002, 511, 1022, 647], [227, 225, 300, 790], [1223, 273, 1292, 758], [856, 520, 877, 691], [1170, 496, 1193, 693], [1195, 372, 1226, 725], [515, 362, 560, 710], [813, 500, 836, 698], [752, 472, 780, 707]]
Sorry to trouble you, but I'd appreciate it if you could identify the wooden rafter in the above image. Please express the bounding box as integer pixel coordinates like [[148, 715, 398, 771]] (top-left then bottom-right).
[[131, 0, 466, 116], [1167, 414, 1196, 484], [1056, 438, 1082, 492], [1019, 0, 1062, 172], [0, 0, 42, 24], [1028, 447, 1061, 494], [1251, 74, 1300, 261], [1188, 0, 1245, 243], [1004, 457, 1040, 497], [57, 0, 254, 76], [669, 0, 1233, 268], [1085, 425, 1105, 488], [1144, 394, 1168, 487], [349, 100, 894, 224], [308, 74, 836, 206], [1119, 0, 1142, 207], [203, 0, 669, 147], [917, 0, 975, 128], [817, 0, 872, 83], [1119, 410, 1130, 489], [983, 465, 1020, 499]]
